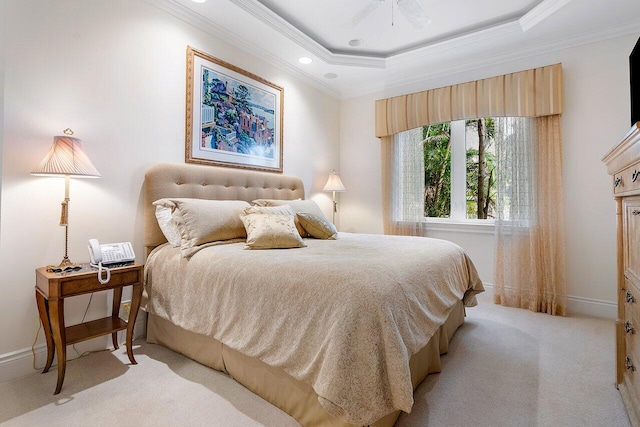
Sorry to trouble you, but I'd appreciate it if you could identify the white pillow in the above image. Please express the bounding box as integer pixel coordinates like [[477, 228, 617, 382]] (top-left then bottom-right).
[[154, 204, 182, 247]]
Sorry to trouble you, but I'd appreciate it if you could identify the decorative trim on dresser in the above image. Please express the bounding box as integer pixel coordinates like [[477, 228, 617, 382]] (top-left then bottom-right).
[[603, 122, 640, 427]]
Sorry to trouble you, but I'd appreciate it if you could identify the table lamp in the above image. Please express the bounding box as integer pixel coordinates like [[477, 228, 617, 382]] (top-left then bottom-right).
[[31, 129, 101, 271], [322, 170, 346, 224]]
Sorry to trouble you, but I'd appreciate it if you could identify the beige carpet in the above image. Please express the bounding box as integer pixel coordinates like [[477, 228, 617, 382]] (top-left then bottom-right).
[[0, 293, 630, 426]]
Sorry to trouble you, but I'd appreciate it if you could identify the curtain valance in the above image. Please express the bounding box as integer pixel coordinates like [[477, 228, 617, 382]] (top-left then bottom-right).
[[375, 63, 563, 138]]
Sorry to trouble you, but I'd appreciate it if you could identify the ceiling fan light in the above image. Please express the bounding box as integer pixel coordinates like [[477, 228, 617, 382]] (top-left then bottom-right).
[[396, 0, 431, 29]]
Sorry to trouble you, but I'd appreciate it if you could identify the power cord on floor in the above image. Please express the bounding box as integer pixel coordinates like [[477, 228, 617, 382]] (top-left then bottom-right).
[[31, 293, 115, 371]]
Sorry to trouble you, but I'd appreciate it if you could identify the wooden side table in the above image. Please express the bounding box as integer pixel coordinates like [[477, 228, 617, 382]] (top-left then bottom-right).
[[35, 263, 144, 394]]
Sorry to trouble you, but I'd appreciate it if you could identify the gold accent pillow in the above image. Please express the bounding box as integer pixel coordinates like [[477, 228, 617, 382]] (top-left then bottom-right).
[[251, 199, 328, 237], [243, 204, 302, 235], [154, 198, 250, 256], [240, 213, 306, 249], [296, 212, 338, 240]]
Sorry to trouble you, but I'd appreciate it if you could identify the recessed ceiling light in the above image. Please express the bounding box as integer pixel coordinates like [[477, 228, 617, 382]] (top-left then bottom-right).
[[348, 39, 363, 47], [191, 0, 206, 3], [324, 73, 338, 79], [298, 57, 312, 65]]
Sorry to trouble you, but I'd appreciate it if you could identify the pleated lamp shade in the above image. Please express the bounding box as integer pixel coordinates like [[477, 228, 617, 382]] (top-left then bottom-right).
[[31, 136, 101, 178], [322, 170, 346, 192]]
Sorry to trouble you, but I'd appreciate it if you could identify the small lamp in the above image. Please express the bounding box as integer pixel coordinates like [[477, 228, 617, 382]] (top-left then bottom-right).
[[31, 129, 101, 271], [322, 170, 346, 224]]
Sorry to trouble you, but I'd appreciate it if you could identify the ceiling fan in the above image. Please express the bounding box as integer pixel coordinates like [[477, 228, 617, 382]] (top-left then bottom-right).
[[352, 0, 431, 29]]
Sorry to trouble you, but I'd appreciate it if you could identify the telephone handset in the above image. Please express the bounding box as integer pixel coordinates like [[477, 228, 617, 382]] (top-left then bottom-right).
[[88, 239, 135, 284]]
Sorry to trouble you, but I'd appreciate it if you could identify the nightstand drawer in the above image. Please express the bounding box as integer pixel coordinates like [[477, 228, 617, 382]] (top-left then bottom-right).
[[61, 268, 142, 297]]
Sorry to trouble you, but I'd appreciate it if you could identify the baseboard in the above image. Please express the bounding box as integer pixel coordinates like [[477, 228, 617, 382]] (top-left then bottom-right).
[[565, 295, 617, 319], [0, 314, 146, 385], [482, 283, 617, 319]]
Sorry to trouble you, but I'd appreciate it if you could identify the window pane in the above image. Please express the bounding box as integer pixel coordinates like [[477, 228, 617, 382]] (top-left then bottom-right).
[[422, 123, 451, 218], [465, 118, 497, 219]]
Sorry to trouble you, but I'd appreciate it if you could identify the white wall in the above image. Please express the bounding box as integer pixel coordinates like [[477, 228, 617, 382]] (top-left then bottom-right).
[[0, 0, 339, 381], [339, 34, 637, 318]]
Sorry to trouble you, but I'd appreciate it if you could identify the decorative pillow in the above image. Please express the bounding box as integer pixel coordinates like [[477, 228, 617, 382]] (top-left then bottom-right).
[[153, 204, 182, 247], [154, 198, 250, 255], [297, 212, 338, 240], [252, 199, 328, 237], [240, 213, 306, 249], [244, 204, 303, 236]]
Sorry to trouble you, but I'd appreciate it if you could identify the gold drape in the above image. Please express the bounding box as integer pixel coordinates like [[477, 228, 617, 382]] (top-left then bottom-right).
[[375, 63, 563, 138], [493, 115, 566, 315]]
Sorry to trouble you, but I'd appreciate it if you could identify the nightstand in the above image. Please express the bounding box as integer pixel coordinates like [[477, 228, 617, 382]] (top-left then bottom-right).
[[35, 263, 144, 394]]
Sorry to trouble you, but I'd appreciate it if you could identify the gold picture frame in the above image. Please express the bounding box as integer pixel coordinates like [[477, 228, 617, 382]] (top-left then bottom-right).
[[185, 46, 284, 173]]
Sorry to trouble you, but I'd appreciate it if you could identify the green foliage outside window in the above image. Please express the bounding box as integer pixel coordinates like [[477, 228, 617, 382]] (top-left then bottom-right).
[[423, 118, 497, 219], [423, 123, 451, 218]]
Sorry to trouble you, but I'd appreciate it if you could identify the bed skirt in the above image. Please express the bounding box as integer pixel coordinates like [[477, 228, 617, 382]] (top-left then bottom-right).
[[146, 300, 466, 427]]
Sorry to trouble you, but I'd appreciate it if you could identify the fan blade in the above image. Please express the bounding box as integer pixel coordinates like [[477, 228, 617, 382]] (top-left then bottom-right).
[[351, 1, 384, 26], [396, 0, 431, 29]]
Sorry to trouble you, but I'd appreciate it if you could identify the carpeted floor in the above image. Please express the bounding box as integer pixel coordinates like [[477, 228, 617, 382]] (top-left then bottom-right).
[[0, 292, 631, 426]]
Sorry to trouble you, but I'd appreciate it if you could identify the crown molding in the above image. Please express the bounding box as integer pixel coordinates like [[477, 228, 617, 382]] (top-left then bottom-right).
[[230, 0, 386, 69], [146, 0, 637, 100], [145, 0, 342, 98], [520, 0, 574, 32], [342, 21, 640, 98]]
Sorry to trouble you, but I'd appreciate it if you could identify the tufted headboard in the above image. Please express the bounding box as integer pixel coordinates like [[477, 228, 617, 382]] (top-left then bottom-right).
[[144, 163, 305, 253]]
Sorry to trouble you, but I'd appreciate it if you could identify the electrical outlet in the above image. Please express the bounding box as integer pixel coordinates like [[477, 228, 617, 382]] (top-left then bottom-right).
[[121, 300, 131, 318]]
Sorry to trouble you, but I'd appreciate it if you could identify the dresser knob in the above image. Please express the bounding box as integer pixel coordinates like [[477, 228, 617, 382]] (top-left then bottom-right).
[[633, 210, 640, 216], [633, 170, 640, 182], [626, 356, 636, 371], [615, 177, 622, 188], [626, 290, 637, 304], [626, 321, 636, 334]]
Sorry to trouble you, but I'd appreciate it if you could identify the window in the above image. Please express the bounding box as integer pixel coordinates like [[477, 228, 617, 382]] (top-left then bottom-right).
[[400, 117, 525, 222], [421, 118, 499, 220]]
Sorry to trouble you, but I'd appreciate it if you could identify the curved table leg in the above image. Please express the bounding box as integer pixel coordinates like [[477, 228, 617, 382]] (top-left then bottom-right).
[[35, 290, 55, 373], [112, 287, 123, 350], [125, 282, 142, 365], [49, 298, 66, 395]]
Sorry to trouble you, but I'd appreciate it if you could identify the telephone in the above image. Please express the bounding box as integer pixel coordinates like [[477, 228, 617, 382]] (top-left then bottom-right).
[[88, 239, 135, 284]]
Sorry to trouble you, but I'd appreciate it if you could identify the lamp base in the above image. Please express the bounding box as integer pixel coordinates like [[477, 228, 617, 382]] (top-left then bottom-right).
[[47, 257, 82, 273]]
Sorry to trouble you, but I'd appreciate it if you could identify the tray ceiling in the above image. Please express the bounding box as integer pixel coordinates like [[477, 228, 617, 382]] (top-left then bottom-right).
[[149, 0, 640, 98]]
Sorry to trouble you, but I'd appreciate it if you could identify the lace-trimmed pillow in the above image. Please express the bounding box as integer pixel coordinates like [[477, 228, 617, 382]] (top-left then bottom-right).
[[240, 213, 306, 249]]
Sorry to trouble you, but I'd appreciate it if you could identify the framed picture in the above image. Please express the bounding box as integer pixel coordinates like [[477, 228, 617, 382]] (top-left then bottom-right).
[[185, 46, 284, 173]]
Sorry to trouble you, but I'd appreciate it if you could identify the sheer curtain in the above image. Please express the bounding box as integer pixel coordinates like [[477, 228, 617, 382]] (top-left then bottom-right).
[[493, 115, 566, 315], [381, 128, 426, 236]]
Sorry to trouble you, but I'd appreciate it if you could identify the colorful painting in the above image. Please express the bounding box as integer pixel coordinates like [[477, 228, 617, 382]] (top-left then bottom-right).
[[186, 46, 283, 173]]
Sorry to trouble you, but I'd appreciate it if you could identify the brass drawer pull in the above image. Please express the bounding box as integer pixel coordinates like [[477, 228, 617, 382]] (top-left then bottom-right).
[[626, 356, 636, 371], [633, 170, 640, 182], [615, 177, 622, 188], [633, 210, 640, 216], [626, 290, 637, 304], [626, 321, 636, 334]]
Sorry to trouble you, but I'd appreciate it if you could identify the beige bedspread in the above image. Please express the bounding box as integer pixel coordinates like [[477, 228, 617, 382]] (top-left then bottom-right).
[[143, 232, 483, 425]]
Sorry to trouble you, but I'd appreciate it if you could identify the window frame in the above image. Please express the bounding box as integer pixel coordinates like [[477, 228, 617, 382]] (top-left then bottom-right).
[[423, 119, 496, 226]]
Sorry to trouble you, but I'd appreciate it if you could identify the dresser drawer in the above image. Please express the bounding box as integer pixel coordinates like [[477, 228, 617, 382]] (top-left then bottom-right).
[[615, 162, 640, 195], [624, 341, 640, 407], [624, 200, 640, 281]]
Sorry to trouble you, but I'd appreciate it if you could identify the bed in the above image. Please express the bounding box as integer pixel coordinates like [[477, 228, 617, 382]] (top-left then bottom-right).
[[142, 162, 484, 426]]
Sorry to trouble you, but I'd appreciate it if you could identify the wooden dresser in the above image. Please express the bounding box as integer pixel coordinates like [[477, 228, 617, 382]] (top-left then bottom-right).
[[603, 122, 640, 426]]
